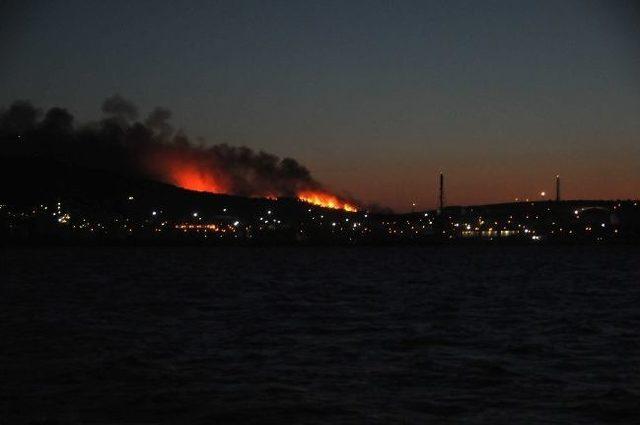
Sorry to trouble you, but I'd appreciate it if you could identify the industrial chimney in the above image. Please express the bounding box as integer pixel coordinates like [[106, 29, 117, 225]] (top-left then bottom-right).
[[438, 172, 445, 213]]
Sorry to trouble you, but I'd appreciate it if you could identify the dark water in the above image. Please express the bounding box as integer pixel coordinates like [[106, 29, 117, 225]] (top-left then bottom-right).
[[1, 246, 639, 424]]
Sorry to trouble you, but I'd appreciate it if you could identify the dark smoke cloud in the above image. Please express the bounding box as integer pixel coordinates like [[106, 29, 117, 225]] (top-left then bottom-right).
[[101, 94, 139, 125], [144, 107, 173, 139], [0, 100, 41, 138], [41, 107, 74, 135], [0, 96, 347, 201]]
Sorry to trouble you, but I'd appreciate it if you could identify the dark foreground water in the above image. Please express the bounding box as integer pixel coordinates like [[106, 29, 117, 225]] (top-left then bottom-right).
[[1, 246, 639, 424]]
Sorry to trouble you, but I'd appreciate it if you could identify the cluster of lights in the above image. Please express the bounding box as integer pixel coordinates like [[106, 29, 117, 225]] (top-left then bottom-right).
[[2, 196, 637, 242], [175, 223, 237, 233]]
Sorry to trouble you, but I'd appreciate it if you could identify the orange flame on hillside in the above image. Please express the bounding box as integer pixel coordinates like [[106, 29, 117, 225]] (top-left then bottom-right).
[[298, 190, 357, 212], [145, 152, 356, 212], [170, 165, 222, 193], [144, 151, 225, 193]]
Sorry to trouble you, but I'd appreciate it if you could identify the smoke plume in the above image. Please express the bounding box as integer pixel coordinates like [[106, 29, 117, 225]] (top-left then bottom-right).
[[0, 96, 356, 208]]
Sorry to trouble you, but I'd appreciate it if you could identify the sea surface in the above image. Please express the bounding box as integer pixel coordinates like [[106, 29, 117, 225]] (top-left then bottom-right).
[[1, 245, 639, 424]]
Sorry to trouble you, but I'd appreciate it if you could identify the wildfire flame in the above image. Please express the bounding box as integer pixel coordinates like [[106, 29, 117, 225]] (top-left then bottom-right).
[[171, 165, 222, 193], [147, 153, 357, 212], [144, 151, 225, 194], [298, 190, 357, 212]]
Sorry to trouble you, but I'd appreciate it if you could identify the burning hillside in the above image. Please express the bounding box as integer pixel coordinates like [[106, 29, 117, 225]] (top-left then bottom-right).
[[298, 191, 358, 212], [0, 96, 356, 212], [144, 147, 357, 211]]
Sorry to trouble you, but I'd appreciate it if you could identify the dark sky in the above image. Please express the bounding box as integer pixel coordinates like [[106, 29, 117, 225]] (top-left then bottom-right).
[[1, 0, 639, 210]]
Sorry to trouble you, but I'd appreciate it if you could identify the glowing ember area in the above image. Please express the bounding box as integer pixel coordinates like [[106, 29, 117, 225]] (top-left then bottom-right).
[[298, 191, 357, 212], [170, 165, 221, 193], [144, 151, 226, 194], [145, 152, 356, 211]]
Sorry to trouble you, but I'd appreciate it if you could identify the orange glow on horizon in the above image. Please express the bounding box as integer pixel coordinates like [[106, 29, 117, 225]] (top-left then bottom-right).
[[170, 165, 222, 193], [146, 152, 356, 211], [297, 190, 357, 212], [145, 151, 225, 193]]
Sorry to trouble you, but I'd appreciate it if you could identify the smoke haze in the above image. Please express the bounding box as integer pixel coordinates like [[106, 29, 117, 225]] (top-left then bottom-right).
[[0, 96, 343, 201]]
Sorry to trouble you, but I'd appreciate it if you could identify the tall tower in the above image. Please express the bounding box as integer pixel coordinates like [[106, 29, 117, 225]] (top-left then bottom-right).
[[555, 175, 561, 202], [439, 172, 445, 212]]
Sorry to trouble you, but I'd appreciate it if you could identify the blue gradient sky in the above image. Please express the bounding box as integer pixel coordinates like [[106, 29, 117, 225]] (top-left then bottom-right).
[[1, 0, 639, 210]]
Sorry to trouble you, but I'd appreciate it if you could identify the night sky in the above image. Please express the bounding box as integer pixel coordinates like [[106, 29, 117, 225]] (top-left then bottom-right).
[[1, 0, 638, 211]]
